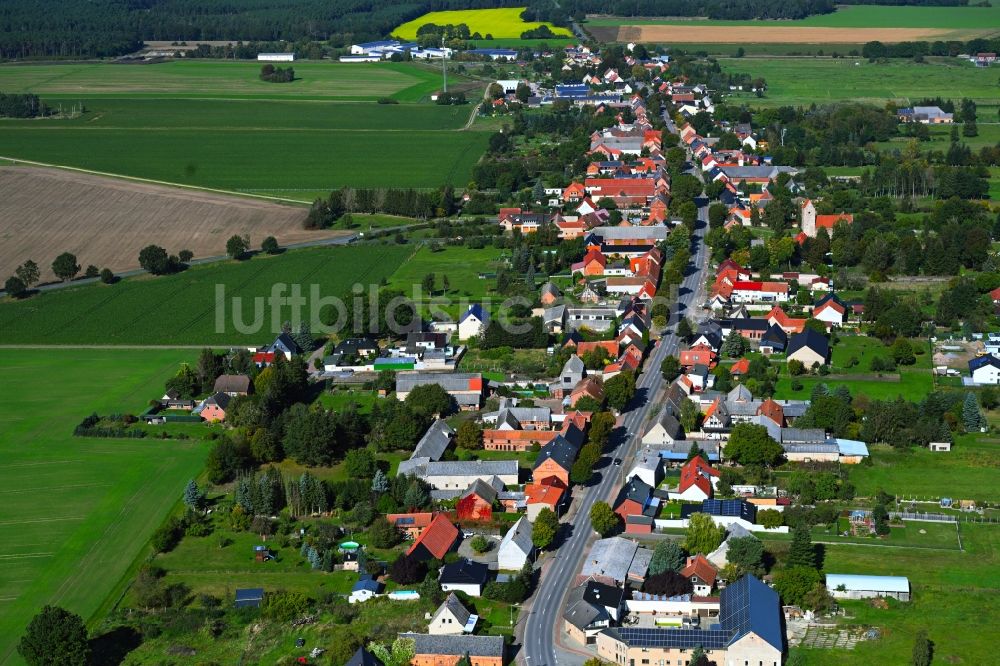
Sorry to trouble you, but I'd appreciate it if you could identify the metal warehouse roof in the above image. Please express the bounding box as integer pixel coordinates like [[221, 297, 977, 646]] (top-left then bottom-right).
[[825, 574, 910, 593]]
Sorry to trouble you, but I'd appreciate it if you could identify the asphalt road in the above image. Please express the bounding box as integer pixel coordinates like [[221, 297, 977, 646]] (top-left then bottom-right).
[[520, 199, 710, 666]]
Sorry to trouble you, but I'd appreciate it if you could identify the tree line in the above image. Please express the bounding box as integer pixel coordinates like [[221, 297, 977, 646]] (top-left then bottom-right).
[[0, 93, 50, 118], [861, 36, 1000, 59], [305, 186, 458, 228], [542, 0, 836, 21], [0, 0, 517, 59]]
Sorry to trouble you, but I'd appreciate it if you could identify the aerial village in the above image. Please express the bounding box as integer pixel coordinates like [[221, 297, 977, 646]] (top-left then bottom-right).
[[63, 39, 999, 666]]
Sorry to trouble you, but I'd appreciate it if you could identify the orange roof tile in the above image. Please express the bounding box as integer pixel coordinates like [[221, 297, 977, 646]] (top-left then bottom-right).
[[406, 514, 458, 560]]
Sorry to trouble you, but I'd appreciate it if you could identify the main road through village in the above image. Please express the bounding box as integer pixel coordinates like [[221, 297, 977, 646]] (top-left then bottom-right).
[[520, 174, 711, 665]]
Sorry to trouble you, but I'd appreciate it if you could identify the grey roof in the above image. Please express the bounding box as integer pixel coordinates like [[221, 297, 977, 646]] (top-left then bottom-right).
[[396, 372, 482, 393], [719, 165, 798, 180], [541, 281, 561, 298], [425, 460, 518, 478], [562, 354, 585, 376], [432, 592, 472, 627], [499, 516, 534, 557], [590, 225, 670, 241], [346, 647, 384, 666], [614, 475, 657, 517], [728, 385, 753, 402], [533, 434, 577, 472], [543, 304, 567, 325], [439, 559, 490, 586], [787, 329, 830, 359], [580, 537, 650, 583], [779, 428, 828, 445], [564, 584, 610, 630], [213, 374, 251, 393], [401, 633, 505, 658], [413, 419, 455, 461], [205, 391, 231, 409], [397, 457, 430, 478], [462, 478, 499, 504]]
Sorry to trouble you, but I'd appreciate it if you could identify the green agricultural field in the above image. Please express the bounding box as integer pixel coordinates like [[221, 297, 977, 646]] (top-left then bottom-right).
[[719, 57, 1000, 108], [393, 8, 572, 40], [0, 244, 412, 346], [874, 121, 1000, 154], [0, 60, 447, 101], [0, 349, 207, 665], [0, 61, 489, 195]]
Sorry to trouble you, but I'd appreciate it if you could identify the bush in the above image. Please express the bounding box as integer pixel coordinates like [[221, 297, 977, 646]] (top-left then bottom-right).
[[261, 591, 310, 621], [151, 516, 183, 553], [470, 535, 491, 553], [99, 268, 115, 284]]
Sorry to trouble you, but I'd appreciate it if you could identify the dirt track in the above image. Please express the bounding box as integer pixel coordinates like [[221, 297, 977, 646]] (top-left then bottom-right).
[[617, 25, 954, 43], [0, 167, 345, 280]]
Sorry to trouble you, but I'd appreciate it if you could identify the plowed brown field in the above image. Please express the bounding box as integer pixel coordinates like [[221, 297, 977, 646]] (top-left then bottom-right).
[[617, 25, 951, 43], [0, 167, 344, 281]]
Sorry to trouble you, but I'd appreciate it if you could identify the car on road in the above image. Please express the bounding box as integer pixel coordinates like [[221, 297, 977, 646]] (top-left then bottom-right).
[[612, 458, 622, 466]]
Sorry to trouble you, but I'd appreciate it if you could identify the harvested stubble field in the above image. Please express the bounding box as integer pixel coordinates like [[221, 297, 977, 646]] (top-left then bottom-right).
[[0, 167, 339, 281], [0, 244, 413, 345]]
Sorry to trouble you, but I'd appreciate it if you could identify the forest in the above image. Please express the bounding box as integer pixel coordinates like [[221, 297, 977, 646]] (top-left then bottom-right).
[[0, 0, 522, 59]]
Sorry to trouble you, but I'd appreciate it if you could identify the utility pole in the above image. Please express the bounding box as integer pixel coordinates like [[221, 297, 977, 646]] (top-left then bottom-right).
[[441, 36, 448, 94]]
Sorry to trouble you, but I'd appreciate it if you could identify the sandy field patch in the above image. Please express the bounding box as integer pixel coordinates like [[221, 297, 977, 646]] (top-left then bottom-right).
[[618, 25, 955, 43], [0, 167, 344, 281]]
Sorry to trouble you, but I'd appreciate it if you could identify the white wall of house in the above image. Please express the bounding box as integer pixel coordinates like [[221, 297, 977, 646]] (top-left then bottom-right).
[[441, 582, 482, 597]]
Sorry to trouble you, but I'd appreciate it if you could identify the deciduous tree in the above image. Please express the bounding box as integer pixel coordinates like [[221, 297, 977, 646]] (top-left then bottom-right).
[[684, 512, 726, 554], [533, 507, 558, 550], [648, 539, 685, 575], [17, 606, 89, 666], [51, 252, 80, 281], [590, 501, 619, 537]]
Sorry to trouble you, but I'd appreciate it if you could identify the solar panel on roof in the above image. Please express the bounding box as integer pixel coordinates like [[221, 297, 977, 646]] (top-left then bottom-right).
[[617, 627, 731, 649]]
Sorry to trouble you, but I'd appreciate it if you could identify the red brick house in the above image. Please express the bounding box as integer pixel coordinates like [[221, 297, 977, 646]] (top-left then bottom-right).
[[200, 392, 231, 422], [680, 344, 717, 370]]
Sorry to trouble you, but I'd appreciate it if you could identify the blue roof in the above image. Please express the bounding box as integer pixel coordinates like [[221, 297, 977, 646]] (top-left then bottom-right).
[[835, 438, 869, 457], [357, 40, 399, 49], [719, 574, 784, 651], [460, 304, 490, 324], [353, 578, 382, 593], [970, 355, 1000, 371], [661, 450, 720, 462], [684, 499, 756, 522]]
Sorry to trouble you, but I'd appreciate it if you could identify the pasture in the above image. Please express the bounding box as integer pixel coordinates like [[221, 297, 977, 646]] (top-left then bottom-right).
[[587, 4, 1000, 43], [0, 167, 328, 281], [718, 57, 1000, 108], [0, 244, 413, 345], [0, 349, 207, 665], [0, 61, 490, 196], [393, 8, 572, 40], [790, 524, 999, 665]]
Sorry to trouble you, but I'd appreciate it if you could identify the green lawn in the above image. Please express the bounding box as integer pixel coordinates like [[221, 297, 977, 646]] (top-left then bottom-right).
[[0, 349, 208, 665], [718, 57, 1000, 108], [385, 245, 511, 318], [874, 121, 1000, 153], [772, 335, 934, 400], [393, 8, 572, 40], [0, 244, 413, 345], [791, 523, 999, 665], [848, 435, 1000, 502]]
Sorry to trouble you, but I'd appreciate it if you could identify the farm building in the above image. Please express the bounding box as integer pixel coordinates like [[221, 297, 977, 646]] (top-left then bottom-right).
[[257, 53, 295, 62], [825, 574, 910, 601]]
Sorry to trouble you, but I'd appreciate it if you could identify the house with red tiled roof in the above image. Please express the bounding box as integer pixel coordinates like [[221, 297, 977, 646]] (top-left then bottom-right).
[[570, 376, 605, 408], [407, 514, 460, 562], [801, 199, 853, 238], [729, 357, 750, 377], [573, 249, 608, 276], [674, 457, 720, 502], [584, 177, 656, 207], [756, 398, 785, 428], [813, 293, 847, 327], [680, 344, 717, 370], [574, 340, 620, 360], [524, 479, 566, 521], [387, 512, 435, 540], [765, 306, 806, 334], [563, 181, 587, 202], [681, 555, 718, 595]]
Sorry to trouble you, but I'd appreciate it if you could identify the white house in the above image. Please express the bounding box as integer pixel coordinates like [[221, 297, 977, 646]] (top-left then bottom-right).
[[970, 355, 1000, 385], [349, 577, 382, 603], [496, 79, 521, 95], [257, 53, 295, 62], [497, 517, 534, 571], [458, 304, 490, 341], [641, 406, 684, 447], [428, 593, 477, 635]]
